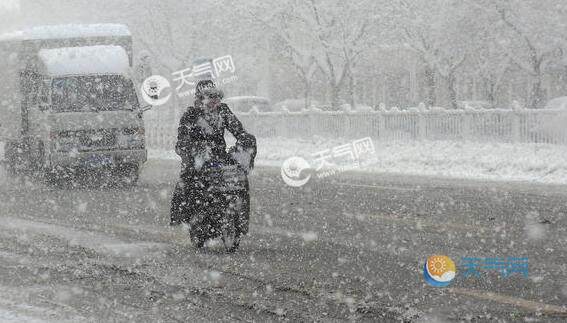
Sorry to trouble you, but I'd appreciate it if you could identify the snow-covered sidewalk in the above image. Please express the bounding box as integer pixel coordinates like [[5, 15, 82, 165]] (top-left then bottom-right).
[[148, 137, 567, 185]]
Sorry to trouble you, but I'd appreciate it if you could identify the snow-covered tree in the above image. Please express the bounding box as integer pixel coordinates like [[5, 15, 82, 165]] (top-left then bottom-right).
[[235, 0, 382, 109], [392, 0, 471, 109], [462, 2, 512, 106], [472, 0, 567, 108], [0, 0, 20, 33]]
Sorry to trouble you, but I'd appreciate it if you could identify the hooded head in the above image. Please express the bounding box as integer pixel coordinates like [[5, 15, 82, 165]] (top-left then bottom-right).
[[195, 80, 224, 110]]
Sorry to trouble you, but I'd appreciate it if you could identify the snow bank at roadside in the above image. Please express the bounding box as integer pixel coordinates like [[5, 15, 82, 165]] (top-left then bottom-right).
[[148, 137, 567, 185]]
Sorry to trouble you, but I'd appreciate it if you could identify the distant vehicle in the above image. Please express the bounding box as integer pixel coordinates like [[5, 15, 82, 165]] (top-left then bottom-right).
[[273, 99, 320, 112], [0, 24, 147, 185], [544, 97, 567, 110], [456, 100, 494, 110], [339, 103, 374, 112], [224, 96, 272, 113]]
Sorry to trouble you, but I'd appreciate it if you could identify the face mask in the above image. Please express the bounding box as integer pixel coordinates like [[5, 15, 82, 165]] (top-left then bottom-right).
[[205, 97, 221, 108]]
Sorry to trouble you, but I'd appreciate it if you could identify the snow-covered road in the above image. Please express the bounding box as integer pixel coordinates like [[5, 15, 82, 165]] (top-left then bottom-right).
[[0, 160, 566, 321]]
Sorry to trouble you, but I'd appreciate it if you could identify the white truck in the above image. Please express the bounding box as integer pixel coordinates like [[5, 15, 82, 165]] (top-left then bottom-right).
[[0, 24, 148, 185]]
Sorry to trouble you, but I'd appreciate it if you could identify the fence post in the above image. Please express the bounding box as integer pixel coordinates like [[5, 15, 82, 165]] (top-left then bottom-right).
[[511, 101, 524, 143], [343, 112, 350, 138], [283, 113, 291, 138], [417, 112, 426, 140], [309, 110, 317, 138], [378, 112, 385, 140], [462, 111, 471, 140], [511, 111, 521, 143], [416, 103, 426, 140]]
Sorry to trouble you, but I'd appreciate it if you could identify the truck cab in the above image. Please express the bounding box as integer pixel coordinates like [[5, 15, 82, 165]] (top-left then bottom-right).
[[26, 45, 146, 183], [0, 24, 147, 185]]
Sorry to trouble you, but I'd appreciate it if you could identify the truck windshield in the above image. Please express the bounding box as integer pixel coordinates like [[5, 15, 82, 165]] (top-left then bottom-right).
[[51, 75, 139, 112]]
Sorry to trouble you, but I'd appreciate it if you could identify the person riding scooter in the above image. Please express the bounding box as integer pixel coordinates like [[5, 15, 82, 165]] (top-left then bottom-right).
[[170, 80, 256, 235]]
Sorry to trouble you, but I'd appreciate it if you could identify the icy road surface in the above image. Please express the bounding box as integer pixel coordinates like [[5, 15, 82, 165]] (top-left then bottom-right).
[[0, 159, 566, 321]]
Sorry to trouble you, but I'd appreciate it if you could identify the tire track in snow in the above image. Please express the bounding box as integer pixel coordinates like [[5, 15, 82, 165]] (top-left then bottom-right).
[[0, 216, 169, 259]]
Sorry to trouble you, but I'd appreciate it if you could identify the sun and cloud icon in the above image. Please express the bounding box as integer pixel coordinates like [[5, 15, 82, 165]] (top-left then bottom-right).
[[423, 255, 457, 287], [141, 75, 172, 106], [280, 157, 312, 187]]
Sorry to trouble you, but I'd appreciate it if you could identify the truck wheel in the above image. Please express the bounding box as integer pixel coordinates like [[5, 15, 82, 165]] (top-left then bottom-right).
[[5, 142, 20, 177], [6, 160, 16, 177], [33, 142, 46, 180], [43, 165, 72, 187]]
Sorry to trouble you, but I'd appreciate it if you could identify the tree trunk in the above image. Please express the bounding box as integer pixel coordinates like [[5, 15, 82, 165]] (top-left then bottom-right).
[[424, 65, 436, 107], [447, 73, 458, 110], [348, 71, 356, 110], [303, 77, 312, 109], [330, 83, 340, 111], [487, 79, 497, 108], [528, 59, 545, 109], [529, 74, 545, 109]]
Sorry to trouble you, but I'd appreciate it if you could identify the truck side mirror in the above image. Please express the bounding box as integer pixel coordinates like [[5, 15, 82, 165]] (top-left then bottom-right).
[[38, 80, 51, 111]]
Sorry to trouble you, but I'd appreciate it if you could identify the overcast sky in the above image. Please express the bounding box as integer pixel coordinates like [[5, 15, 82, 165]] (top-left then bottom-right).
[[0, 0, 19, 33], [0, 0, 19, 11]]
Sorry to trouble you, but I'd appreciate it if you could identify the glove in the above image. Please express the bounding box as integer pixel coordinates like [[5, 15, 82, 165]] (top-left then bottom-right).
[[229, 145, 255, 173]]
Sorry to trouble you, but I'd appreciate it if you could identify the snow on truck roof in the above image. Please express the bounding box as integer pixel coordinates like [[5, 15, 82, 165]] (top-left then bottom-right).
[[38, 45, 130, 76], [0, 24, 130, 41]]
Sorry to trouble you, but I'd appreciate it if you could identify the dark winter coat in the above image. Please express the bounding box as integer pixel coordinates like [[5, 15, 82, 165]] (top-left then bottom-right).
[[175, 103, 256, 175], [170, 102, 256, 231]]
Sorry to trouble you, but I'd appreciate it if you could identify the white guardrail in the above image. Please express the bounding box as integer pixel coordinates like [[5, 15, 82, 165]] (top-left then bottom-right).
[[145, 108, 567, 150]]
